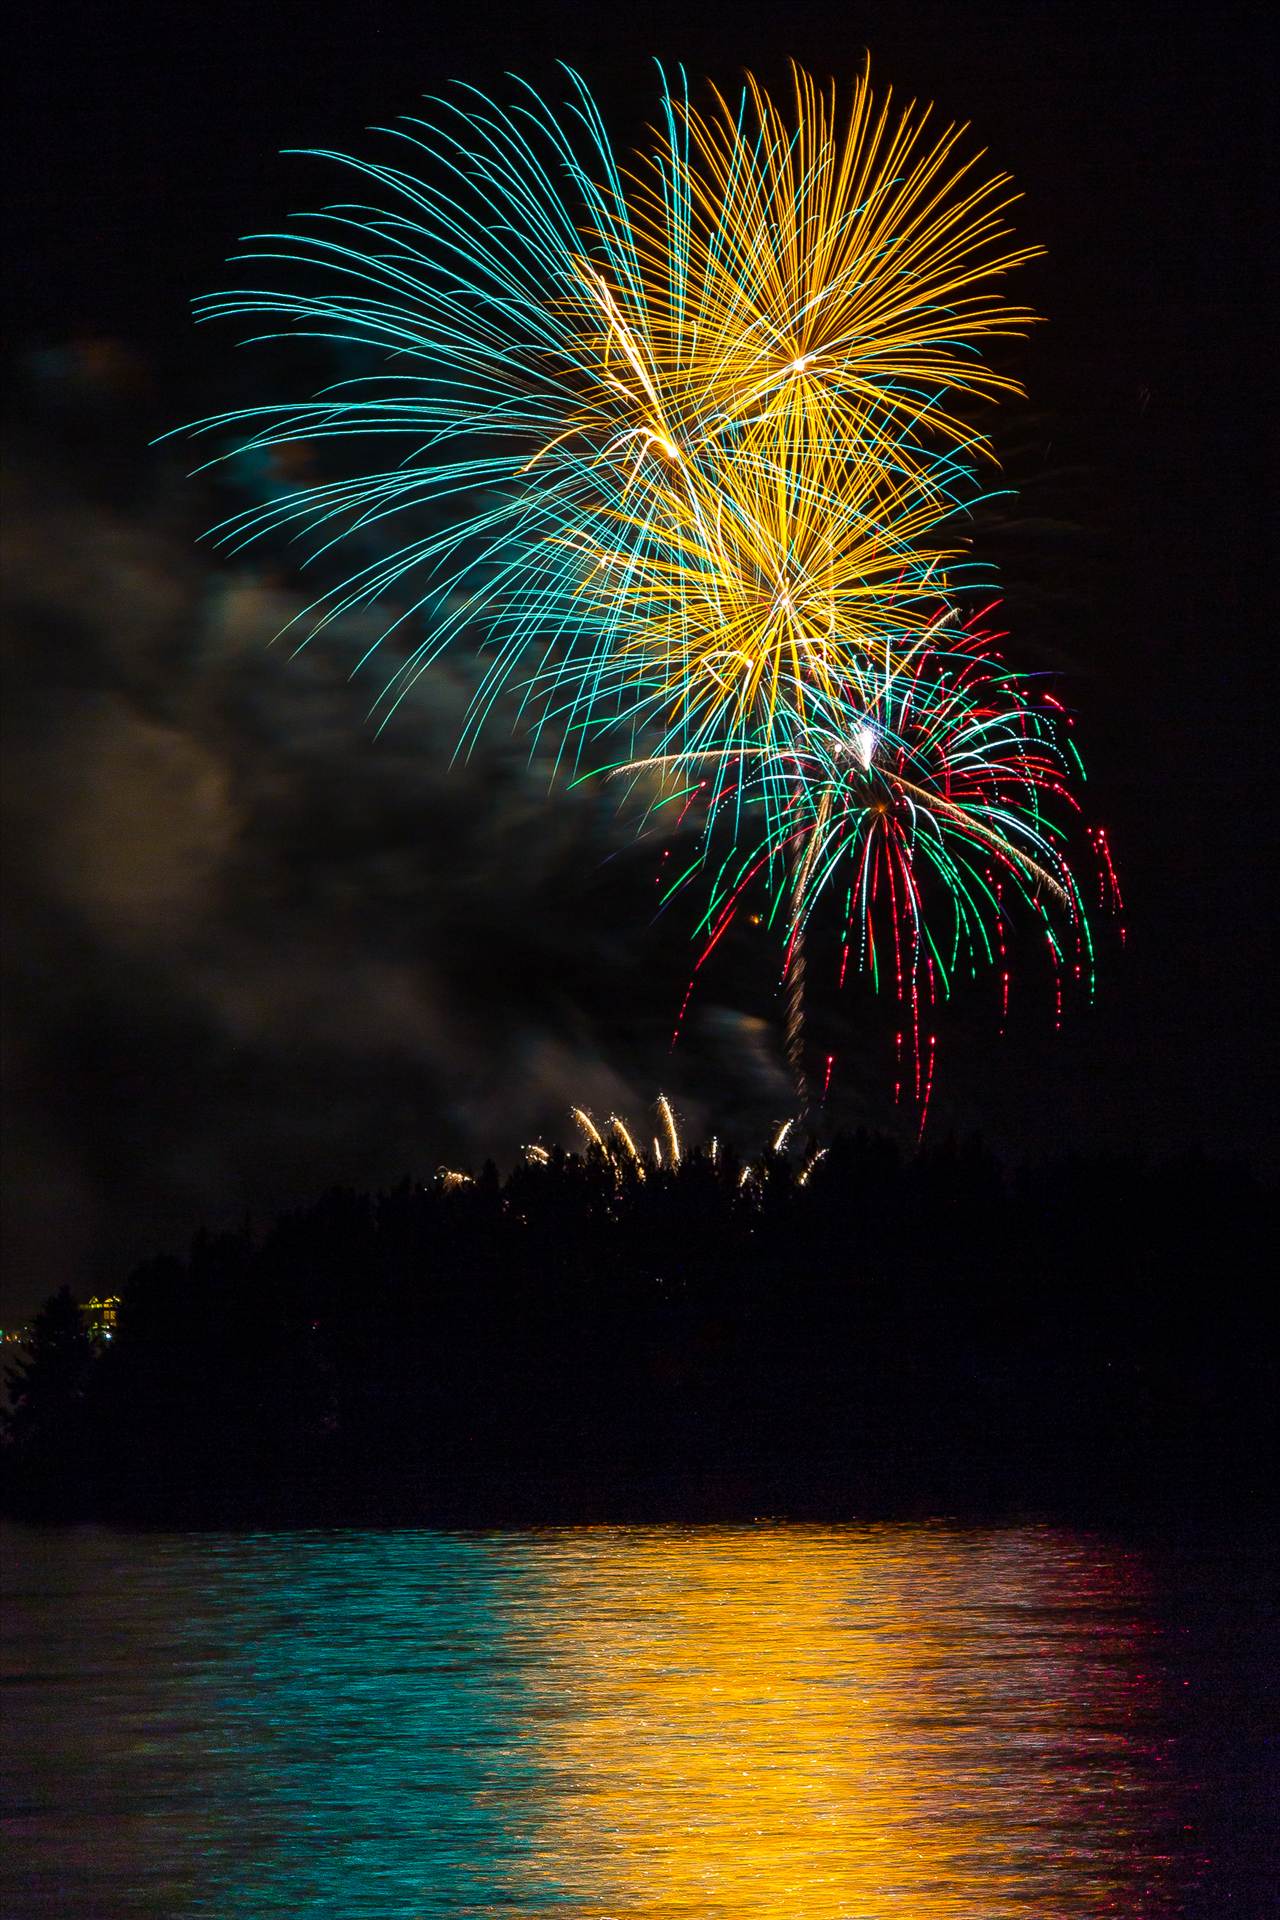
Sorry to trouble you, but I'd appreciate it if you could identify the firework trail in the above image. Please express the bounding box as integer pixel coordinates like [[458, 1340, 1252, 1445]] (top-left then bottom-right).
[[783, 789, 832, 1112], [542, 1093, 784, 1186], [538, 1094, 842, 1194], [186, 63, 1110, 1120]]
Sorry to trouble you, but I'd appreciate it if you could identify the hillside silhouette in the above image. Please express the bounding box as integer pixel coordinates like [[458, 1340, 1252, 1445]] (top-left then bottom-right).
[[4, 1132, 1274, 1527]]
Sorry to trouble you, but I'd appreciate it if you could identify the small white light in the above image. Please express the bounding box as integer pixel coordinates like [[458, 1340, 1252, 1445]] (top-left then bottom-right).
[[852, 723, 877, 770]]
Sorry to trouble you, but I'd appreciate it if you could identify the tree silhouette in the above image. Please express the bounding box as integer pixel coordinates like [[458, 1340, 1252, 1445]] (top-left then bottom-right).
[[1, 1139, 1274, 1527], [3, 1287, 99, 1517]]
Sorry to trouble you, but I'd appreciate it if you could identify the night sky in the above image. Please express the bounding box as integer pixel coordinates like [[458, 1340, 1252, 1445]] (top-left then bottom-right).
[[4, 0, 1274, 1322]]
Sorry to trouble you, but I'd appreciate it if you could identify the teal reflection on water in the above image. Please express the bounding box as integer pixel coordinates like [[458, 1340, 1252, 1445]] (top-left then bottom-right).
[[1, 1524, 1220, 1917]]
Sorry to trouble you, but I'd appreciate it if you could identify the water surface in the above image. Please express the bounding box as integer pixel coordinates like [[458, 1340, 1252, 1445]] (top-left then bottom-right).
[[2, 1523, 1273, 1915]]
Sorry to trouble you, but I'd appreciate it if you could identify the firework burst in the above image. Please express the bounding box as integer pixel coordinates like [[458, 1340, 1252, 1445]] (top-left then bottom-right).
[[613, 611, 1095, 1126], [183, 63, 1111, 1122], [185, 64, 1036, 754]]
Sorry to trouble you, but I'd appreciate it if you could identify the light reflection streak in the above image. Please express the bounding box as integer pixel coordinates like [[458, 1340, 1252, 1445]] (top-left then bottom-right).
[[509, 1526, 1171, 1917], [0, 1523, 1201, 1917]]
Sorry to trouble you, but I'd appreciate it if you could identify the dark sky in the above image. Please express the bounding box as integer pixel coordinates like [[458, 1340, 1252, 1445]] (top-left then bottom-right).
[[4, 0, 1275, 1319]]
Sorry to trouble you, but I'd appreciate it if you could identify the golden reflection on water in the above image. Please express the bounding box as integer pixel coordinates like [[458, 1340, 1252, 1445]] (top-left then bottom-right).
[[512, 1526, 1160, 1918], [5, 1523, 1192, 1916]]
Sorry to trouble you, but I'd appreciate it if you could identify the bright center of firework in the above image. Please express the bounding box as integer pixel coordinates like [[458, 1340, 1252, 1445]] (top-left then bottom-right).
[[646, 431, 681, 463], [852, 723, 878, 770]]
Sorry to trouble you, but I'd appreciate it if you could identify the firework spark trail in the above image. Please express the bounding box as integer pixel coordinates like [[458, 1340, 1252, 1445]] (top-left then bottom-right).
[[552, 1095, 812, 1185], [784, 930, 810, 1108], [783, 788, 832, 1108], [656, 1092, 683, 1168]]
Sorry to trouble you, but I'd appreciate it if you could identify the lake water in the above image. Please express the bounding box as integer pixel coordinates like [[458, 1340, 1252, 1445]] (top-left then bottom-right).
[[1, 1523, 1275, 1916]]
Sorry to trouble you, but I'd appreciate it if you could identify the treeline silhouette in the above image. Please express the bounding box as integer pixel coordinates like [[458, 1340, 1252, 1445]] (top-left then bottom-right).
[[3, 1133, 1274, 1527]]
